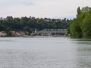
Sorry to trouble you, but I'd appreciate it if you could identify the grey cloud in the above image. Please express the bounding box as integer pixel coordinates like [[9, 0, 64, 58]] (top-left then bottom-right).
[[20, 2, 34, 6], [67, 11, 76, 13], [0, 0, 34, 6], [40, 14, 44, 15]]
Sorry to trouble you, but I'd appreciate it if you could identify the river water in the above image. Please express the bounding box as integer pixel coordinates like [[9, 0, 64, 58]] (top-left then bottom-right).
[[0, 37, 91, 68]]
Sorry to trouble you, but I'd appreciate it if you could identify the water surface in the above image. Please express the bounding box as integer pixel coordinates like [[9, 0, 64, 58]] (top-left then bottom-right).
[[0, 37, 91, 68]]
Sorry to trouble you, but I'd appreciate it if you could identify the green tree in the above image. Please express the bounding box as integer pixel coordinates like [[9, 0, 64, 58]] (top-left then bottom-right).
[[70, 19, 82, 38], [82, 13, 91, 38], [70, 6, 91, 38], [77, 7, 81, 15], [8, 31, 12, 36], [23, 26, 31, 34], [5, 27, 12, 33], [0, 16, 70, 36]]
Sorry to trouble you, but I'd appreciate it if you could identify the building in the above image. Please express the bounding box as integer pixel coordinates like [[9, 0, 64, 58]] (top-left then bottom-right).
[[37, 29, 67, 36], [6, 16, 13, 20], [15, 31, 25, 36], [0, 31, 7, 36], [0, 17, 6, 20], [11, 31, 26, 36]]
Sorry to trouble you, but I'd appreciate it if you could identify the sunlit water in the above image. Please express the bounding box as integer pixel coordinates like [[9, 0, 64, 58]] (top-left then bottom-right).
[[0, 37, 91, 68]]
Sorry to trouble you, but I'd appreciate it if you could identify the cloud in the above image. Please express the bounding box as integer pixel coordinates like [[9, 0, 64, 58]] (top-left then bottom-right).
[[0, 0, 91, 19], [21, 2, 34, 6]]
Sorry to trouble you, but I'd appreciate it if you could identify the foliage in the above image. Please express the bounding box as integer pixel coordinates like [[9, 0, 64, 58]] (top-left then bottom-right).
[[23, 26, 32, 34], [7, 31, 12, 36], [5, 27, 12, 33], [0, 16, 70, 34], [70, 6, 91, 38], [82, 12, 91, 38]]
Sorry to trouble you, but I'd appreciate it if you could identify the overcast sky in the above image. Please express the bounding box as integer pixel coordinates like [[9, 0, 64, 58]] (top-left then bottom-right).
[[0, 0, 91, 19]]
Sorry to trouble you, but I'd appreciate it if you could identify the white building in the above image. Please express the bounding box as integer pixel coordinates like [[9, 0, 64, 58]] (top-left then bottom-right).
[[0, 31, 7, 36]]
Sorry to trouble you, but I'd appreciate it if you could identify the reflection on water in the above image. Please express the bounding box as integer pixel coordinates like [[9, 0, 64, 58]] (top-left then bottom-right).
[[0, 37, 91, 68], [71, 38, 91, 45]]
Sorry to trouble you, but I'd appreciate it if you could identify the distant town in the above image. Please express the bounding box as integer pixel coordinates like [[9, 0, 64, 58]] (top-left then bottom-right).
[[0, 16, 70, 37], [0, 29, 68, 37]]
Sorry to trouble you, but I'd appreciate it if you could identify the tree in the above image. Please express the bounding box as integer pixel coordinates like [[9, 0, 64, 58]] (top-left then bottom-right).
[[23, 26, 31, 34], [82, 12, 91, 38], [0, 16, 70, 36], [8, 31, 12, 36], [77, 7, 81, 15], [70, 6, 91, 38], [5, 27, 12, 33], [70, 19, 82, 38]]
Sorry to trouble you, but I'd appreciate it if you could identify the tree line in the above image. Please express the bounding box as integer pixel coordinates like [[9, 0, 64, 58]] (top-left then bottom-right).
[[0, 16, 70, 35], [70, 6, 91, 38]]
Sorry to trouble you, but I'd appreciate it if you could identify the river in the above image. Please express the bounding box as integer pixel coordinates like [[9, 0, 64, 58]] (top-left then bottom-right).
[[0, 37, 91, 68]]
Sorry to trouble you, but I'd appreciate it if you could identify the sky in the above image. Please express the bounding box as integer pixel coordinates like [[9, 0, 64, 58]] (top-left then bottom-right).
[[0, 0, 91, 19]]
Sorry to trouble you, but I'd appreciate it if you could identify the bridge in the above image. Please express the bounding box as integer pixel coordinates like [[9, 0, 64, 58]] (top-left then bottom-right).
[[36, 29, 67, 36]]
